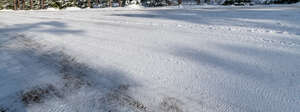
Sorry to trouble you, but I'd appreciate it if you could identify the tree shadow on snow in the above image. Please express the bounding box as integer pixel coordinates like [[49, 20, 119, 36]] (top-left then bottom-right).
[[0, 34, 141, 112], [172, 44, 300, 87], [111, 7, 300, 35], [0, 21, 83, 35], [170, 43, 300, 111]]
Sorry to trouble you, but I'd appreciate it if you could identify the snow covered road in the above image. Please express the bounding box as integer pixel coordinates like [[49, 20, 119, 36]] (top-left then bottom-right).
[[1, 6, 300, 112]]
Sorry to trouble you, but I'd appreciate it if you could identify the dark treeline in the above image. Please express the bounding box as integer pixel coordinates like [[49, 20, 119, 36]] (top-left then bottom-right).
[[0, 0, 299, 10], [224, 0, 299, 5]]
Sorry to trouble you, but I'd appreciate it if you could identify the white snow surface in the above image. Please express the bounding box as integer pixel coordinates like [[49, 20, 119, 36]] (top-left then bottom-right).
[[45, 8, 60, 11], [65, 7, 82, 11], [1, 5, 300, 112], [125, 4, 144, 9]]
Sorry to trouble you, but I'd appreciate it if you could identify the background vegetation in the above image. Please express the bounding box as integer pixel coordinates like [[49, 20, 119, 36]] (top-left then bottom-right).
[[0, 0, 299, 10]]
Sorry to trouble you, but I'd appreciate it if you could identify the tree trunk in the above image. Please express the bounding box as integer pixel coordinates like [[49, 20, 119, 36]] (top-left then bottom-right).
[[17, 0, 20, 9], [40, 0, 44, 9], [13, 0, 17, 10], [165, 0, 170, 5], [121, 0, 126, 7], [197, 0, 200, 5], [118, 0, 121, 7], [73, 0, 76, 7], [30, 0, 33, 9], [22, 0, 25, 10], [88, 0, 91, 8], [96, 0, 99, 6], [108, 0, 112, 7], [178, 0, 182, 5]]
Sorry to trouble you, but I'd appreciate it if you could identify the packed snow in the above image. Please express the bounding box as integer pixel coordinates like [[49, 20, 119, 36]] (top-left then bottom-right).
[[0, 5, 300, 112]]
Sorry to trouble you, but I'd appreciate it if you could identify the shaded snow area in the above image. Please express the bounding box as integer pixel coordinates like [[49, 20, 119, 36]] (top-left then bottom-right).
[[0, 5, 300, 112]]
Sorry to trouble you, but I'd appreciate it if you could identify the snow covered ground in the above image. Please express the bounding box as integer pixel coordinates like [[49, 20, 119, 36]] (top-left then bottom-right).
[[0, 5, 300, 112]]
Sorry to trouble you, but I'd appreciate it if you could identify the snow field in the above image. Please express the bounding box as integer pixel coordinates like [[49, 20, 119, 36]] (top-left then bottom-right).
[[0, 5, 300, 112]]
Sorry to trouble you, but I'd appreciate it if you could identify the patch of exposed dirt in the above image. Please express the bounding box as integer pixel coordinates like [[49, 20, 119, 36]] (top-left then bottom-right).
[[58, 53, 92, 90], [21, 84, 61, 106], [99, 84, 152, 112], [160, 97, 184, 112]]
